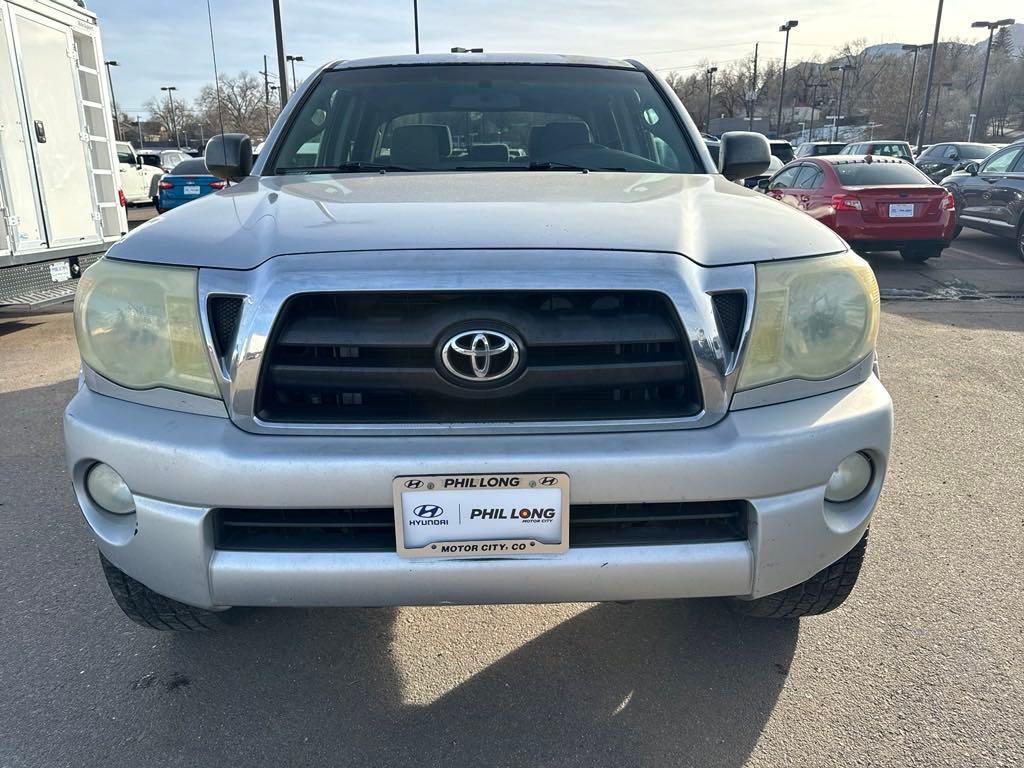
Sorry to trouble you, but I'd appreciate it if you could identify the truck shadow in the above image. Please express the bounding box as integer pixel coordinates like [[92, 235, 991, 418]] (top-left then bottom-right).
[[164, 600, 798, 767]]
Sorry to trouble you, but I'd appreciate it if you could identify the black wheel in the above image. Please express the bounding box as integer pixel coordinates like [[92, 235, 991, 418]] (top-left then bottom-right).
[[727, 533, 868, 619], [99, 552, 227, 631], [900, 246, 942, 263], [953, 224, 963, 239], [1017, 221, 1024, 262]]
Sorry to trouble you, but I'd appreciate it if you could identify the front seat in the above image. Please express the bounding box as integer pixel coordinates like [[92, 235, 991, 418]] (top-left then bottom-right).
[[528, 121, 592, 160]]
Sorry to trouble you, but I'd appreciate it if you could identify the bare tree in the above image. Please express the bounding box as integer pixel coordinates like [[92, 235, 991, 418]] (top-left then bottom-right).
[[194, 71, 277, 140]]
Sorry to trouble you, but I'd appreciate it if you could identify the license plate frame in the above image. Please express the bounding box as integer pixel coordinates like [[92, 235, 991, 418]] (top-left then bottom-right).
[[183, 185, 201, 196], [393, 472, 570, 559], [888, 203, 915, 218], [48, 260, 71, 282]]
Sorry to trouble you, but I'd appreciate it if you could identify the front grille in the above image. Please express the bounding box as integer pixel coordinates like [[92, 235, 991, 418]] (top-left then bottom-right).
[[711, 292, 746, 353], [212, 501, 749, 552], [209, 296, 244, 357], [255, 291, 701, 424]]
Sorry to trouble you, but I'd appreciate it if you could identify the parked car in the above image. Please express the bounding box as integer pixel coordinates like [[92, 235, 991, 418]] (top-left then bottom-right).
[[116, 142, 163, 206], [66, 53, 890, 631], [839, 141, 914, 162], [761, 155, 955, 261], [742, 154, 784, 188], [137, 149, 192, 173], [915, 142, 1000, 183], [156, 159, 226, 213], [704, 138, 719, 165], [942, 141, 1024, 260], [768, 139, 795, 164], [795, 141, 846, 158]]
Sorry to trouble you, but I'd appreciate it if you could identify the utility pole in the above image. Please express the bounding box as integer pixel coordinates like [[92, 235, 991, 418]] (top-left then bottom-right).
[[748, 42, 759, 131], [776, 20, 798, 137], [916, 0, 944, 154], [260, 54, 273, 134], [272, 0, 288, 106], [829, 64, 855, 142], [808, 82, 827, 141], [160, 86, 179, 149], [901, 44, 930, 141], [413, 0, 420, 53], [103, 60, 122, 140], [931, 81, 953, 142], [969, 18, 1016, 141], [137, 116, 144, 149], [705, 66, 718, 133]]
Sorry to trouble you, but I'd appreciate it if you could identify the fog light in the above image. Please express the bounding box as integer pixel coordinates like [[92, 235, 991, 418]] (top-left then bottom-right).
[[825, 452, 873, 503], [85, 463, 135, 515]]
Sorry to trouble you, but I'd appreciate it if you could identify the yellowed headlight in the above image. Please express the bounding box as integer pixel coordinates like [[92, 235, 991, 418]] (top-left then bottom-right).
[[737, 251, 879, 391], [73, 258, 219, 397]]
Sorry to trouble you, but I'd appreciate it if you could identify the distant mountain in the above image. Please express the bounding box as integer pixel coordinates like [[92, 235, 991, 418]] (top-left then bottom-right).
[[860, 23, 1024, 59]]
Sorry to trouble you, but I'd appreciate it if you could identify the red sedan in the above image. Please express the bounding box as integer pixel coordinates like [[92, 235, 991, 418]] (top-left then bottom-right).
[[761, 155, 956, 262]]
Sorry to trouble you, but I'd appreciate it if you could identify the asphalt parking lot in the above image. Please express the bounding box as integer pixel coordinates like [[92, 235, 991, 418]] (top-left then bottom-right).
[[1, 233, 1021, 767]]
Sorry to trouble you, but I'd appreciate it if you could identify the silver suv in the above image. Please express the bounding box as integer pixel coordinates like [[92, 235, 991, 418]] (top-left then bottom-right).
[[65, 54, 891, 631]]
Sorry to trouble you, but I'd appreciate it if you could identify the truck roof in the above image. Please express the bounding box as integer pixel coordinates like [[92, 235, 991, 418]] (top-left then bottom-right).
[[329, 52, 638, 71]]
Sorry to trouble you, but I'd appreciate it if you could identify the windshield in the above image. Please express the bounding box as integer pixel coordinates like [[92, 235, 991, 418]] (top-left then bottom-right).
[[270, 64, 699, 174], [833, 162, 931, 186]]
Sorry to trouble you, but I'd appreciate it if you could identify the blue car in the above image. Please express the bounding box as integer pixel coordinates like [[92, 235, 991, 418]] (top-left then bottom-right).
[[157, 158, 225, 213]]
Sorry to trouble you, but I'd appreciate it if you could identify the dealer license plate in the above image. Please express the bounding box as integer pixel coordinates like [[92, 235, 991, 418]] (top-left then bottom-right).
[[889, 203, 914, 218], [183, 185, 201, 196], [49, 261, 71, 282], [393, 472, 570, 559]]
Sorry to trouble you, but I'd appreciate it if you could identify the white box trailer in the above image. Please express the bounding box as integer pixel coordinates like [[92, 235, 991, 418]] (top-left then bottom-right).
[[0, 0, 125, 310]]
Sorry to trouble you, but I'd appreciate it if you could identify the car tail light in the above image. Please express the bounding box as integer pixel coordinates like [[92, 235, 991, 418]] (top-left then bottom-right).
[[158, 180, 174, 191], [831, 194, 863, 211], [118, 189, 126, 207], [209, 180, 226, 190], [942, 191, 956, 210]]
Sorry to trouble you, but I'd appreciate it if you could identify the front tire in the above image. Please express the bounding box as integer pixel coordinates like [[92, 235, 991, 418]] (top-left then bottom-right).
[[99, 552, 227, 631], [1017, 220, 1024, 262], [727, 533, 868, 619]]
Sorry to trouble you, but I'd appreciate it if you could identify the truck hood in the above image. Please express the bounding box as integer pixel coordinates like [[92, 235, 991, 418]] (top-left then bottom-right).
[[112, 171, 847, 269]]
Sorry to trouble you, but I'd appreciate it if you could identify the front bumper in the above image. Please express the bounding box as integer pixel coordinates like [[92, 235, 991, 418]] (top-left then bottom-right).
[[64, 376, 892, 609]]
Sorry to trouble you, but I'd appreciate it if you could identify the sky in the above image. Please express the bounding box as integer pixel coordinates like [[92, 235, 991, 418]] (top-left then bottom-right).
[[88, 0, 1021, 116]]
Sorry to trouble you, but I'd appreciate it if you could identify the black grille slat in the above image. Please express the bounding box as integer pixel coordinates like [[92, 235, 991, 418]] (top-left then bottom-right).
[[209, 296, 244, 357], [211, 501, 749, 552], [256, 291, 702, 424], [711, 292, 746, 353]]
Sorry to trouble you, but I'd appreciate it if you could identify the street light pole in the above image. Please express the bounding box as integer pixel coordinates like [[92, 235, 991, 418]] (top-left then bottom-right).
[[413, 0, 420, 53], [286, 54, 304, 92], [931, 81, 953, 142], [901, 44, 930, 142], [969, 18, 1016, 141], [829, 64, 854, 142], [916, 0, 944, 154], [705, 66, 718, 132], [272, 0, 288, 106], [808, 82, 826, 141], [103, 60, 121, 141], [160, 86, 178, 149], [776, 20, 798, 136]]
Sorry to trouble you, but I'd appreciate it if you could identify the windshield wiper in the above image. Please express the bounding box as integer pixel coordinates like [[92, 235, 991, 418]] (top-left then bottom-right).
[[526, 161, 629, 172], [276, 161, 424, 174]]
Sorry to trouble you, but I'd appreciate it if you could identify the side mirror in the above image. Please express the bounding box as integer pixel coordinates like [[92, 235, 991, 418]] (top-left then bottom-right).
[[718, 131, 771, 181], [136, 159, 142, 170], [963, 162, 980, 176], [205, 133, 253, 182], [756, 178, 771, 191]]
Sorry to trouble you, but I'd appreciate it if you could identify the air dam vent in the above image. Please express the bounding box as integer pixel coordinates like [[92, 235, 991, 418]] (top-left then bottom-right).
[[209, 296, 244, 357], [211, 501, 749, 552], [255, 291, 702, 424]]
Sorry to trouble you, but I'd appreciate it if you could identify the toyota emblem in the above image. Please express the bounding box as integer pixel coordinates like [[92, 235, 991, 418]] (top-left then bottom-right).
[[440, 330, 521, 384]]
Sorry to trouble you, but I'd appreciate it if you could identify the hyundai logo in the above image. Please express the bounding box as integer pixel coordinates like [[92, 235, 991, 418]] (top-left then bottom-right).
[[440, 330, 521, 384], [540, 476, 558, 486], [404, 479, 424, 489], [413, 504, 445, 519]]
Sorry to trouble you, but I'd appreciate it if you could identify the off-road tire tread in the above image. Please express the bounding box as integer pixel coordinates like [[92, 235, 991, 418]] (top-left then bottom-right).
[[99, 553, 223, 631], [729, 533, 868, 619]]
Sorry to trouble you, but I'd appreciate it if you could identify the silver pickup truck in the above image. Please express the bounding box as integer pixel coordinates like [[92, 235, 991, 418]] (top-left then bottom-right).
[[64, 53, 891, 631]]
